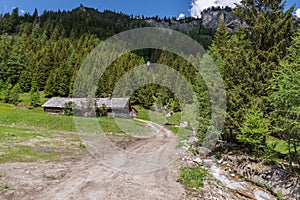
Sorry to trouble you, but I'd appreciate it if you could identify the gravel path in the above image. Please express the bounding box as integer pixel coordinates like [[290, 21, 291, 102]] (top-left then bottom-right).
[[0, 120, 186, 200]]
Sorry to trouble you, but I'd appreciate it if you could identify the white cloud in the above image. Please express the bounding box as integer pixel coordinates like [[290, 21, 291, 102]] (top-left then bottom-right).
[[177, 13, 185, 20], [19, 9, 25, 14], [296, 8, 300, 18], [190, 0, 241, 18]]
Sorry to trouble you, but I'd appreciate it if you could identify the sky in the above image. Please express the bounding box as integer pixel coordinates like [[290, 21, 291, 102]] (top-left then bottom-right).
[[0, 0, 299, 18]]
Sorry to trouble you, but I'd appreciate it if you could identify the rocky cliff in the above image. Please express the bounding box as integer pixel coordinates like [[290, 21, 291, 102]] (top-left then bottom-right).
[[144, 18, 203, 31], [202, 10, 237, 29], [144, 9, 241, 32]]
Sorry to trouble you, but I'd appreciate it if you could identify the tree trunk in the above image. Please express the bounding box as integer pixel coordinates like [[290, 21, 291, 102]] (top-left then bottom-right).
[[293, 137, 298, 166], [288, 132, 292, 171]]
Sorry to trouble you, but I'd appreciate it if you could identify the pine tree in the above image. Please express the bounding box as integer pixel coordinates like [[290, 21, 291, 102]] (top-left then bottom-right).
[[3, 83, 12, 103], [269, 30, 300, 168], [18, 69, 32, 92], [209, 0, 296, 142], [0, 34, 10, 82], [238, 104, 270, 155], [51, 25, 61, 41], [44, 70, 57, 97], [3, 83, 20, 104], [10, 8, 20, 33], [29, 88, 41, 108], [34, 42, 56, 90], [32, 8, 39, 24], [235, 0, 295, 54], [6, 35, 28, 85]]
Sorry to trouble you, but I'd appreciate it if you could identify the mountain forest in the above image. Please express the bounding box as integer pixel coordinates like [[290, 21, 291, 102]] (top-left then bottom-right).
[[0, 0, 300, 175]]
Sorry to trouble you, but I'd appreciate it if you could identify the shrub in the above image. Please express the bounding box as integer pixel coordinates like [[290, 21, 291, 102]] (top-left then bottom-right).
[[238, 104, 270, 155]]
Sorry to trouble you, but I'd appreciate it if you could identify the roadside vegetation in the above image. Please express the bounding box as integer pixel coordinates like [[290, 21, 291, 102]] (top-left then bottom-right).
[[178, 166, 210, 189], [209, 0, 300, 172], [0, 1, 299, 197]]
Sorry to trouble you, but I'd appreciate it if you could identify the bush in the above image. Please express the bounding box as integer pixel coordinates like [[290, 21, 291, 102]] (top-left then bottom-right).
[[238, 104, 270, 155], [96, 103, 107, 117], [64, 101, 75, 116]]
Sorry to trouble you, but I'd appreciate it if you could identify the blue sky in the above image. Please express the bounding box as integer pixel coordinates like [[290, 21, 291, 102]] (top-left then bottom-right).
[[0, 0, 299, 18]]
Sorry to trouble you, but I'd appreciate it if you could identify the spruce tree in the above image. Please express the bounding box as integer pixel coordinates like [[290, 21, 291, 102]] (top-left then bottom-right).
[[234, 0, 295, 54], [10, 8, 20, 33], [209, 0, 296, 142], [29, 88, 41, 108], [269, 30, 300, 168], [2, 80, 12, 103], [3, 83, 20, 104], [44, 71, 57, 97]]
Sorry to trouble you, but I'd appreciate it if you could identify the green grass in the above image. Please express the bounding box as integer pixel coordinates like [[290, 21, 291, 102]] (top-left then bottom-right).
[[18, 92, 48, 107], [135, 105, 193, 140], [0, 102, 194, 164], [0, 145, 59, 163], [0, 126, 63, 163], [276, 191, 283, 200], [0, 103, 154, 135], [0, 103, 193, 141], [0, 126, 54, 139], [267, 136, 300, 155], [0, 103, 76, 132], [0, 183, 14, 190], [134, 105, 185, 125], [135, 105, 165, 124], [178, 166, 210, 188]]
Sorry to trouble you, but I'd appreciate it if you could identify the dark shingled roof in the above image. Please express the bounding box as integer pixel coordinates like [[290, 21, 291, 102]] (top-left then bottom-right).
[[42, 97, 130, 109]]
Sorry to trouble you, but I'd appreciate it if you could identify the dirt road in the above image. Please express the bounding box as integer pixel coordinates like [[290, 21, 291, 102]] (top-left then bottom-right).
[[0, 120, 186, 200]]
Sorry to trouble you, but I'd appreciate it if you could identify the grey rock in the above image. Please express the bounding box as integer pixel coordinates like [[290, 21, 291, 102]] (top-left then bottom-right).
[[180, 121, 189, 128], [217, 158, 224, 164], [193, 157, 203, 165], [202, 10, 241, 30]]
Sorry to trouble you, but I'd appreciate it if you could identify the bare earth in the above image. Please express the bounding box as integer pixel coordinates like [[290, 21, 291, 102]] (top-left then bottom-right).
[[0, 120, 186, 200]]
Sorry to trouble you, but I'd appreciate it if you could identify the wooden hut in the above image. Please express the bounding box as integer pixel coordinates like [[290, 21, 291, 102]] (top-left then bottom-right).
[[42, 97, 138, 118]]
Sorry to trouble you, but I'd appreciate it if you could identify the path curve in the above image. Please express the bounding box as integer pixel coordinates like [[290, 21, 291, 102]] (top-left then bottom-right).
[[24, 119, 186, 200]]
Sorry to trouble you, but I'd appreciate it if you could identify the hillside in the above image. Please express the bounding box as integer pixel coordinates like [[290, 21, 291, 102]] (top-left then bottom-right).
[[0, 4, 216, 45], [1, 1, 300, 199], [0, 4, 214, 111]]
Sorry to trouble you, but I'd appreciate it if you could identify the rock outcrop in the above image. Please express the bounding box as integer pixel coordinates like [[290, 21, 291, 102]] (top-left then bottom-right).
[[144, 9, 243, 32], [202, 10, 236, 29], [223, 155, 300, 200], [144, 18, 203, 31]]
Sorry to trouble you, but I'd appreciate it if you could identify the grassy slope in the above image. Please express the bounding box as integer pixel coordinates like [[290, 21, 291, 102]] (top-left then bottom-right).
[[0, 102, 194, 163], [0, 103, 148, 134], [0, 103, 152, 163]]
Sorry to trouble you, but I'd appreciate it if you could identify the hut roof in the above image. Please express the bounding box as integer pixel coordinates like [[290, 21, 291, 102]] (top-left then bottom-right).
[[42, 97, 130, 109]]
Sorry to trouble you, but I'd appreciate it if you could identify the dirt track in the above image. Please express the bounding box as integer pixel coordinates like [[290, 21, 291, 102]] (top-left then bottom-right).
[[0, 120, 186, 200]]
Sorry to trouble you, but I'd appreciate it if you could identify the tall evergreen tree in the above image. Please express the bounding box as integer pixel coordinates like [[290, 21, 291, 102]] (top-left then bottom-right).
[[209, 0, 296, 142], [235, 0, 295, 55], [10, 8, 20, 33], [29, 88, 41, 108], [269, 30, 300, 168]]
